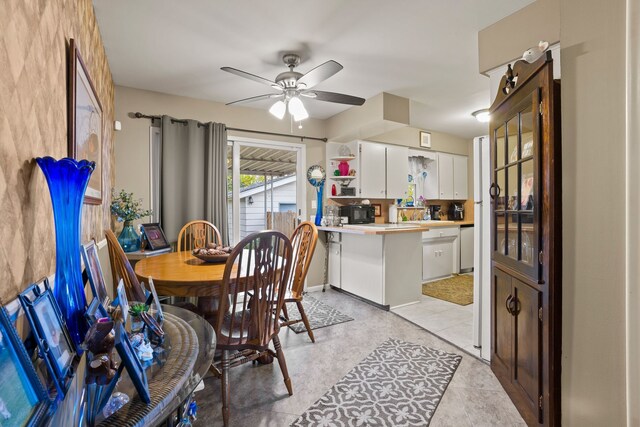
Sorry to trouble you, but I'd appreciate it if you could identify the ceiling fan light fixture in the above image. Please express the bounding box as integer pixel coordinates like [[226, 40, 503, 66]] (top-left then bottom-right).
[[472, 109, 490, 123], [288, 96, 308, 121], [269, 100, 286, 119]]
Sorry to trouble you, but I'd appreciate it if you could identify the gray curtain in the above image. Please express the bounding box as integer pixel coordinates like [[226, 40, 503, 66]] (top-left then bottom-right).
[[160, 116, 229, 245]]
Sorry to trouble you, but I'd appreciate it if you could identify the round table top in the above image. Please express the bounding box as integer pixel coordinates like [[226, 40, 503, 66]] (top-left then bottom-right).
[[134, 251, 234, 297]]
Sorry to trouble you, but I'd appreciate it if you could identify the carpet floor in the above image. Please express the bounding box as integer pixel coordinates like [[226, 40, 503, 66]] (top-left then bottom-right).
[[291, 338, 461, 426], [286, 295, 354, 334], [422, 274, 474, 306]]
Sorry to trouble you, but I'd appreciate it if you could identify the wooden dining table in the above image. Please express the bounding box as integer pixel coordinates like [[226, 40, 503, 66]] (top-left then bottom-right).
[[134, 251, 233, 298]]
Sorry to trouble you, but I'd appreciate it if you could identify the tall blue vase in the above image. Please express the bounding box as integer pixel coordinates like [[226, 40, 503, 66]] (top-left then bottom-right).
[[36, 156, 95, 347]]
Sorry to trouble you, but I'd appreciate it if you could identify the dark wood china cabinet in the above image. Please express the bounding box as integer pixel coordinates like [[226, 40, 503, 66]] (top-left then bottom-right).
[[489, 51, 561, 426]]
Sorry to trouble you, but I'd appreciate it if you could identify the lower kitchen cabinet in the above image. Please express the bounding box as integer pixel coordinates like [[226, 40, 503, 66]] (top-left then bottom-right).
[[327, 230, 422, 308], [422, 226, 460, 282], [328, 239, 341, 288]]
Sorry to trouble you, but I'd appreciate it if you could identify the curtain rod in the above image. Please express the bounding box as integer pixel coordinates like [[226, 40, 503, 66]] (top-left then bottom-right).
[[132, 112, 328, 142]]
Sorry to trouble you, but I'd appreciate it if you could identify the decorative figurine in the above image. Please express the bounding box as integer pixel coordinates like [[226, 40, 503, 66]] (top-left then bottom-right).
[[84, 320, 117, 385]]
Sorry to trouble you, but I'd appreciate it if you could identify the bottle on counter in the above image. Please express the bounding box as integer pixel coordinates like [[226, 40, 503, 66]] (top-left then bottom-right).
[[389, 203, 398, 224]]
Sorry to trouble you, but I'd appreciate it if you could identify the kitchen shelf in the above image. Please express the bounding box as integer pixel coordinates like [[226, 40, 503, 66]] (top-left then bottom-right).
[[328, 195, 357, 199], [329, 176, 357, 181], [330, 155, 357, 162]]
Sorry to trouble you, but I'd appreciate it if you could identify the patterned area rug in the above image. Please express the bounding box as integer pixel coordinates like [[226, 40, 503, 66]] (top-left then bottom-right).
[[422, 274, 474, 306], [291, 338, 461, 426], [286, 296, 354, 334]]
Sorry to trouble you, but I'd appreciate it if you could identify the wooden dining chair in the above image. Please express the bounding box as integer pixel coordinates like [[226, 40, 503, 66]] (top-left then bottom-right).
[[280, 221, 318, 342], [105, 229, 147, 302], [212, 230, 293, 427], [176, 220, 222, 252]]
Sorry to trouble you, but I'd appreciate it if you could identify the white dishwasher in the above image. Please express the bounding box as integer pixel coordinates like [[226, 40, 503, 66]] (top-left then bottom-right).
[[422, 226, 460, 282]]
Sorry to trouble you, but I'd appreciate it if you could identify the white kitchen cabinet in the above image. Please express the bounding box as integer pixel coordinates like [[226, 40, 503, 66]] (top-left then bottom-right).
[[358, 142, 386, 198], [422, 226, 460, 281], [328, 240, 341, 288], [438, 153, 454, 199], [386, 145, 409, 199], [460, 225, 474, 272], [453, 155, 468, 200], [437, 153, 468, 200], [358, 141, 408, 199]]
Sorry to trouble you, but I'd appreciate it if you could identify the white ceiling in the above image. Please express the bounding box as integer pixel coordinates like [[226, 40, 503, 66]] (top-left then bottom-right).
[[93, 0, 533, 139]]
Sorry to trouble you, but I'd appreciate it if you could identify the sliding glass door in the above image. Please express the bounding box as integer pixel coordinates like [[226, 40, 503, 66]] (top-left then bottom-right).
[[228, 138, 306, 245]]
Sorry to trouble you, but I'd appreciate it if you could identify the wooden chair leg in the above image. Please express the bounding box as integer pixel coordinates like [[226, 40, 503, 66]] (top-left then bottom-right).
[[272, 335, 293, 396], [221, 350, 230, 427], [281, 302, 290, 321], [296, 300, 315, 343]]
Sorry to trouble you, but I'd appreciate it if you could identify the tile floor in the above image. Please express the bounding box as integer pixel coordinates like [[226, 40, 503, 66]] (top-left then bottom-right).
[[392, 294, 481, 358], [193, 289, 523, 426]]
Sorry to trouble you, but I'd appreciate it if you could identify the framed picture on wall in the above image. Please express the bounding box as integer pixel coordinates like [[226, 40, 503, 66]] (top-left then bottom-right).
[[420, 131, 432, 149], [68, 38, 103, 205]]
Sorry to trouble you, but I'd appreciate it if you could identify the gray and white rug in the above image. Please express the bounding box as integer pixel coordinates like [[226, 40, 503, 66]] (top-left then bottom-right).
[[286, 296, 354, 333], [291, 338, 462, 426]]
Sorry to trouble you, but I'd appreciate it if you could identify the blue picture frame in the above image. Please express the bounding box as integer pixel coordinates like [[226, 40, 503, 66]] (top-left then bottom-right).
[[19, 279, 77, 399], [0, 305, 51, 425], [114, 321, 150, 404], [81, 240, 110, 318]]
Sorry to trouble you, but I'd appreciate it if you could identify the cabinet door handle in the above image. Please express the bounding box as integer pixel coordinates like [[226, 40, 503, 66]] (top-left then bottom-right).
[[505, 295, 513, 314]]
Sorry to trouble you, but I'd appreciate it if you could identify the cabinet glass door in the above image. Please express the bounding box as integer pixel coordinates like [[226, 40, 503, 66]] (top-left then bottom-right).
[[491, 92, 540, 279]]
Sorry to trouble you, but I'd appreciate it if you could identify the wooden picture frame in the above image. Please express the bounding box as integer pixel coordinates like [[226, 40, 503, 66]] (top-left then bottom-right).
[[141, 223, 170, 251], [68, 38, 103, 205], [0, 305, 52, 425], [420, 131, 431, 149], [372, 204, 382, 217], [19, 279, 77, 398]]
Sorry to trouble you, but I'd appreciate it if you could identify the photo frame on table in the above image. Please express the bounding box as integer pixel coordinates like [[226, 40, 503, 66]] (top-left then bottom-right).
[[68, 38, 103, 205], [420, 131, 432, 149], [112, 280, 129, 326], [372, 204, 382, 217], [0, 304, 52, 426], [140, 223, 170, 251], [19, 279, 76, 398], [114, 321, 150, 404], [144, 277, 164, 325], [81, 240, 110, 318]]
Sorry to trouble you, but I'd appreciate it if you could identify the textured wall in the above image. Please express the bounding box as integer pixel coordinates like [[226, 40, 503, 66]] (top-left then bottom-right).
[[0, 0, 114, 302]]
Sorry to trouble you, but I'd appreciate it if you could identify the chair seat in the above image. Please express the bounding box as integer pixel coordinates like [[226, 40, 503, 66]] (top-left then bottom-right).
[[283, 289, 303, 303], [216, 311, 280, 348]]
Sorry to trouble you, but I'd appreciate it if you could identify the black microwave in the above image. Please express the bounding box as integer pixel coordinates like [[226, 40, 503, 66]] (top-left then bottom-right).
[[339, 205, 376, 224]]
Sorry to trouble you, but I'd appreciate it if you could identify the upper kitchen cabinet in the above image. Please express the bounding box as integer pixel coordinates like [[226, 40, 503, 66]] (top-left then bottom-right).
[[357, 141, 408, 199], [437, 153, 468, 200]]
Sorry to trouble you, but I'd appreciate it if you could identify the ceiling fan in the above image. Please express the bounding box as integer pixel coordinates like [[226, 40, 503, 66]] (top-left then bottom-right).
[[221, 54, 365, 121]]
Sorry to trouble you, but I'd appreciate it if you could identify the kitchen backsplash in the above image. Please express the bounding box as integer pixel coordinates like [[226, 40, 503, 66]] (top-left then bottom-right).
[[327, 198, 474, 223]]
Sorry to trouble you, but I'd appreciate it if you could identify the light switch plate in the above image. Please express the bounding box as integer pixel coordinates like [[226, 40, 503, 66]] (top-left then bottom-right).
[[311, 200, 317, 209]]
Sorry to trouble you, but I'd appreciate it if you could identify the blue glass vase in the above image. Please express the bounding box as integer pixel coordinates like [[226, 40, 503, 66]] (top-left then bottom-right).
[[117, 221, 140, 252], [36, 156, 95, 347]]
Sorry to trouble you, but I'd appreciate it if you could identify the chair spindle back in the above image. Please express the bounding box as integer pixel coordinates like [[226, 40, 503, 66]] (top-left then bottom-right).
[[287, 222, 318, 299], [177, 220, 222, 252]]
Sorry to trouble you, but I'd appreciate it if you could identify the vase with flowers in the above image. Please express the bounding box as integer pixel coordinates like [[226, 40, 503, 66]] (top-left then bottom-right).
[[110, 189, 152, 252]]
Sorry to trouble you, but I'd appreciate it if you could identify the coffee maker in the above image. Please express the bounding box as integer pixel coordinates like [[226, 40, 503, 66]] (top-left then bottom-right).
[[430, 205, 442, 220], [448, 202, 464, 221]]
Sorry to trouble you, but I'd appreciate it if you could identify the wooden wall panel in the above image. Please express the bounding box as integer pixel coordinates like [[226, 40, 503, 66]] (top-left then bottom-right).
[[0, 0, 114, 302]]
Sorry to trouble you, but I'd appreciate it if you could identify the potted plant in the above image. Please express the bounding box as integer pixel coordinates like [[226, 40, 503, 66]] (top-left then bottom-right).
[[110, 189, 152, 252], [128, 302, 149, 333]]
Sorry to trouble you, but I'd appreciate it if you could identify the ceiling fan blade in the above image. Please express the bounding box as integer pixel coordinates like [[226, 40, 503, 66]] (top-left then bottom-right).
[[226, 94, 281, 106], [302, 90, 365, 106], [221, 67, 282, 90], [297, 60, 343, 89]]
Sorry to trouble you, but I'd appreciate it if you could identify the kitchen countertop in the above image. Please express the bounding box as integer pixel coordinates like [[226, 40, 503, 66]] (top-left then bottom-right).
[[318, 220, 474, 234]]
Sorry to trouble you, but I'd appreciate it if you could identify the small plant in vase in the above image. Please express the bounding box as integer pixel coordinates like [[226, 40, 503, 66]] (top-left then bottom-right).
[[110, 189, 152, 252], [129, 303, 149, 333]]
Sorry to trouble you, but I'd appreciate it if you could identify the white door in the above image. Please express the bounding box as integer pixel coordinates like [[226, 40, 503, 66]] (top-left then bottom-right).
[[359, 142, 386, 198], [453, 155, 468, 200], [386, 145, 409, 199], [438, 153, 454, 200]]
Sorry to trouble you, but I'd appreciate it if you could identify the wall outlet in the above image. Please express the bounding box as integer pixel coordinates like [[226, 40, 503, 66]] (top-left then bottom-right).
[[311, 199, 317, 209]]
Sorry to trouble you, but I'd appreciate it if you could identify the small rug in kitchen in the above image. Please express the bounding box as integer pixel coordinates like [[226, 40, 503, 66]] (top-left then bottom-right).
[[291, 338, 462, 426], [422, 274, 474, 306], [285, 295, 354, 333]]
